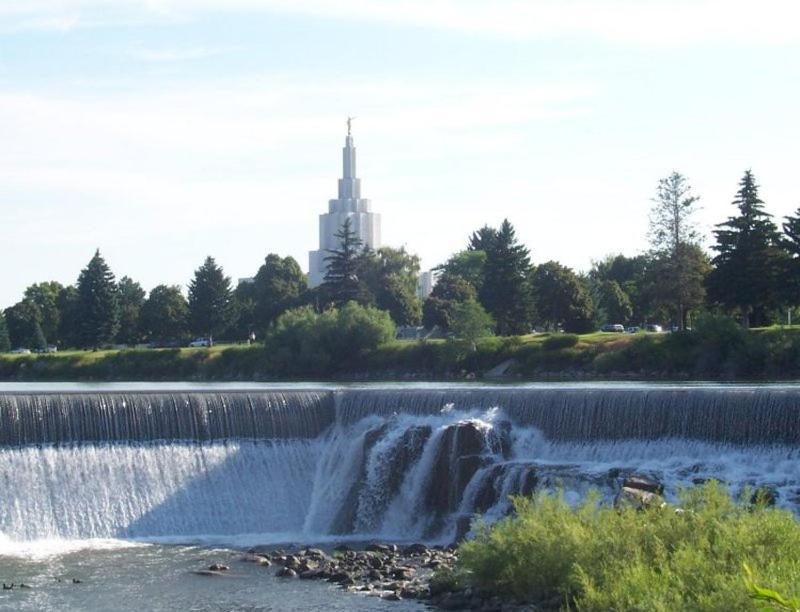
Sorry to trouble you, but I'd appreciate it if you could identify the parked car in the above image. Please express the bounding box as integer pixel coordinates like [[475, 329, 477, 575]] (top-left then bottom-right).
[[601, 324, 625, 333], [626, 326, 641, 334], [10, 348, 32, 354], [646, 324, 663, 333], [188, 337, 212, 348]]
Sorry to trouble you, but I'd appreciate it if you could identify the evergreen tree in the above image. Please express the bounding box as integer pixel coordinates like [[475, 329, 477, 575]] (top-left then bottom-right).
[[478, 219, 534, 335], [141, 285, 189, 343], [648, 172, 705, 329], [322, 219, 369, 308], [76, 250, 119, 348], [707, 171, 783, 327], [468, 225, 499, 252], [781, 207, 800, 306], [116, 276, 146, 346], [0, 310, 9, 352], [188, 256, 232, 341], [532, 261, 596, 333]]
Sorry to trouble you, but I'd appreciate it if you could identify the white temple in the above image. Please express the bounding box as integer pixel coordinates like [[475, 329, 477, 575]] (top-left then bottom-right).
[[308, 120, 381, 287]]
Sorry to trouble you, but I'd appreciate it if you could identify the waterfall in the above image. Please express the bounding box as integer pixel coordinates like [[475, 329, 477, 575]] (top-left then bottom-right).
[[0, 386, 798, 545]]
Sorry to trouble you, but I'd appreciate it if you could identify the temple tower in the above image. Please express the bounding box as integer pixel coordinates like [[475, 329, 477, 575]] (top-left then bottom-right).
[[308, 121, 381, 287]]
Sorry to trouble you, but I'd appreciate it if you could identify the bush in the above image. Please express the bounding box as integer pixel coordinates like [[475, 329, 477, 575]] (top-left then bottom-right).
[[457, 482, 800, 610], [542, 333, 578, 351], [264, 302, 395, 376]]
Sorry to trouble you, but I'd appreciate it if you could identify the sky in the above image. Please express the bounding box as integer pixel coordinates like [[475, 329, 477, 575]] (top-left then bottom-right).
[[1, 0, 799, 308]]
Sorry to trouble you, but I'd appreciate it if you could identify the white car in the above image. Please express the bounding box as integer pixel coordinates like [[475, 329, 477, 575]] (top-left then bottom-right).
[[10, 348, 32, 354], [188, 337, 212, 348]]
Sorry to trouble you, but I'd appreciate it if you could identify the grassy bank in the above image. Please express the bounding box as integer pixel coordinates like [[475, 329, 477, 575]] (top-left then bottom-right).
[[3, 322, 800, 381], [445, 483, 800, 611]]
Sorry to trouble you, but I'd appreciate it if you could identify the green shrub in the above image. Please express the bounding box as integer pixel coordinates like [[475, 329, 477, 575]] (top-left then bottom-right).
[[457, 482, 800, 610], [542, 333, 579, 351]]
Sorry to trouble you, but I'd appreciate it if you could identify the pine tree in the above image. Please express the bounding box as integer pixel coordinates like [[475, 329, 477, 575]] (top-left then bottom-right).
[[707, 170, 783, 327], [478, 219, 534, 335], [188, 256, 232, 342], [322, 218, 369, 308], [76, 249, 120, 348], [0, 310, 10, 352], [781, 207, 800, 306]]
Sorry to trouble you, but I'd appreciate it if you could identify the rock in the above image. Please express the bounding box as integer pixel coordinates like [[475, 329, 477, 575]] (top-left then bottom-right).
[[365, 543, 393, 554], [615, 486, 663, 509], [192, 570, 224, 577], [438, 591, 471, 610], [382, 591, 402, 601], [240, 553, 270, 565], [208, 563, 229, 571], [623, 474, 664, 495], [276, 567, 298, 578], [453, 514, 473, 544], [329, 571, 354, 585], [402, 543, 428, 556], [391, 567, 416, 580]]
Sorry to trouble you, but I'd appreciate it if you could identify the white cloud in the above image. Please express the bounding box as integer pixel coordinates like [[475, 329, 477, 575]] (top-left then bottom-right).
[[129, 45, 227, 62], [1, 0, 799, 46]]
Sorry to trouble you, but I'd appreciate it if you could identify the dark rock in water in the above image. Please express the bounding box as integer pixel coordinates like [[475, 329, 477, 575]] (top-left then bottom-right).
[[624, 474, 664, 495], [192, 570, 224, 577], [276, 567, 298, 578], [384, 426, 432, 500], [329, 571, 354, 585], [365, 543, 394, 554], [240, 553, 270, 565], [402, 543, 428, 556], [333, 544, 352, 553], [208, 563, 229, 571], [72, 578, 83, 584]]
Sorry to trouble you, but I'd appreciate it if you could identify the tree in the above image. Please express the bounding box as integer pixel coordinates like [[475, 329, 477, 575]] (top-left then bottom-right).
[[188, 256, 232, 341], [589, 254, 655, 324], [23, 281, 63, 344], [707, 171, 784, 327], [450, 299, 494, 349], [0, 310, 9, 352], [4, 300, 46, 350], [140, 285, 189, 343], [252, 254, 308, 329], [116, 276, 146, 346], [422, 274, 477, 330], [532, 261, 595, 333], [360, 247, 422, 326], [56, 285, 80, 349], [322, 218, 370, 308], [596, 280, 633, 324], [76, 250, 119, 348], [468, 225, 499, 252], [438, 250, 487, 291], [648, 172, 705, 329], [478, 219, 534, 335], [228, 280, 258, 341], [781, 207, 800, 306]]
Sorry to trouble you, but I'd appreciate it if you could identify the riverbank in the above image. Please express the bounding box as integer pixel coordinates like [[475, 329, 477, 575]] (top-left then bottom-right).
[[2, 322, 800, 382]]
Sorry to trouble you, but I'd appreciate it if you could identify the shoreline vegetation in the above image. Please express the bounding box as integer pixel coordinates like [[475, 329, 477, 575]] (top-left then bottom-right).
[[3, 319, 800, 382], [220, 482, 800, 611]]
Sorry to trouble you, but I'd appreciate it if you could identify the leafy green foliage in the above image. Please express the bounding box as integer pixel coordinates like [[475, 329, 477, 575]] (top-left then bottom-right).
[[458, 482, 800, 610], [449, 299, 494, 347], [188, 256, 232, 340], [23, 281, 63, 343], [438, 250, 487, 291], [596, 279, 633, 324], [423, 274, 478, 331], [140, 285, 189, 343], [744, 564, 800, 612], [3, 299, 45, 349], [116, 276, 145, 345], [360, 247, 422, 326], [264, 302, 396, 376], [252, 254, 308, 329], [542, 333, 579, 350], [76, 250, 120, 348], [531, 261, 595, 333]]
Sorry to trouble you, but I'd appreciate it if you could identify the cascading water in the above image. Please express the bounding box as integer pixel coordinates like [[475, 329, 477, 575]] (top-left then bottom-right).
[[1, 386, 798, 546]]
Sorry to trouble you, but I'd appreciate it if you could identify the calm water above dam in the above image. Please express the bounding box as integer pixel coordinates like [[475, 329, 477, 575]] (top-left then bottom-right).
[[0, 382, 798, 610]]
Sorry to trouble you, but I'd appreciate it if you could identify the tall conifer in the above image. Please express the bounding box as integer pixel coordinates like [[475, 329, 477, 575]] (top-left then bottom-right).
[[707, 170, 783, 326], [76, 249, 120, 348], [188, 256, 232, 341]]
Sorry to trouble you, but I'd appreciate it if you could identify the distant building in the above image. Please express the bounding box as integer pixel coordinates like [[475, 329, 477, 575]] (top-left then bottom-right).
[[308, 121, 381, 287], [417, 270, 439, 300]]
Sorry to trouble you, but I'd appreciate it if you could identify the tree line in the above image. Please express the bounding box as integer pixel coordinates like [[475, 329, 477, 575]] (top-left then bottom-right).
[[1, 168, 799, 352]]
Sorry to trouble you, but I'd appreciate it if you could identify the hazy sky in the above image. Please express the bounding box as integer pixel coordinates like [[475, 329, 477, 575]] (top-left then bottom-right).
[[1, 1, 799, 307]]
